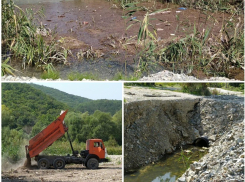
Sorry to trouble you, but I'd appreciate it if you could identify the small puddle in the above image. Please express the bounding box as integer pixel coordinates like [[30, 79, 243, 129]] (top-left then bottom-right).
[[124, 146, 208, 182]]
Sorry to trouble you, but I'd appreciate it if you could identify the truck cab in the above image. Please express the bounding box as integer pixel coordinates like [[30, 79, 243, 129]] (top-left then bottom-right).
[[80, 139, 108, 169], [86, 139, 108, 159]]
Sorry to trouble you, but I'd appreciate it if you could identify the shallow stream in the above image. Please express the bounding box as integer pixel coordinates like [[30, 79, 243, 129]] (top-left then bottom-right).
[[124, 146, 208, 182]]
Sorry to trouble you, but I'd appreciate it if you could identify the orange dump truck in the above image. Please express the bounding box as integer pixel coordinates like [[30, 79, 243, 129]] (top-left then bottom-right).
[[25, 110, 108, 169]]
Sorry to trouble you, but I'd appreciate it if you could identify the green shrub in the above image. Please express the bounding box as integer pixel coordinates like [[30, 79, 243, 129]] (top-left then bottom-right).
[[106, 146, 122, 155], [182, 83, 211, 96]]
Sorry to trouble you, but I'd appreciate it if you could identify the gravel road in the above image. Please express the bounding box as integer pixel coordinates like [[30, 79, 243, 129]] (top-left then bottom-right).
[[2, 155, 122, 182]]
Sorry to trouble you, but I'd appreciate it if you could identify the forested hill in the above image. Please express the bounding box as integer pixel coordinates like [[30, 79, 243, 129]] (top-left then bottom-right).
[[30, 83, 121, 115], [75, 99, 121, 115], [2, 83, 69, 129], [2, 83, 122, 129], [30, 83, 91, 107]]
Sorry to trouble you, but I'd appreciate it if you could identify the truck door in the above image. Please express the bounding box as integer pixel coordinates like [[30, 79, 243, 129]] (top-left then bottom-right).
[[92, 141, 105, 159]]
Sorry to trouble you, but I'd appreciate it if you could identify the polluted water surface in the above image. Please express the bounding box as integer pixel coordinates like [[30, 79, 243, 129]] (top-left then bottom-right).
[[11, 0, 244, 80], [124, 146, 208, 182]]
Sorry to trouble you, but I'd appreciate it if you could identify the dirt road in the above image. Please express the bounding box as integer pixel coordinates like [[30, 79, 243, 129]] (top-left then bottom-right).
[[2, 155, 122, 182]]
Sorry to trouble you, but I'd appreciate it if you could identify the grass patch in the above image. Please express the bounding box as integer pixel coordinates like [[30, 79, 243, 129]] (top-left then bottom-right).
[[67, 72, 98, 81], [106, 146, 122, 155], [113, 72, 139, 81]]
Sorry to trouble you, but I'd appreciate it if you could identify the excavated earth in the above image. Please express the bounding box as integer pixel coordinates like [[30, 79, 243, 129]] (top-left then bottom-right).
[[124, 86, 244, 181], [1, 155, 122, 182]]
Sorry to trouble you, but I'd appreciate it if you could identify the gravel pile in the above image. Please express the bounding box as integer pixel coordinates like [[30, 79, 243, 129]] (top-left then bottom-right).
[[1, 75, 86, 81], [139, 70, 239, 81], [177, 121, 244, 182], [2, 70, 241, 81]]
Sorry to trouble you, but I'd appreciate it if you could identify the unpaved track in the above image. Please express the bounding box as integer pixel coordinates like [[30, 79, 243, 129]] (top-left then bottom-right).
[[2, 156, 122, 182]]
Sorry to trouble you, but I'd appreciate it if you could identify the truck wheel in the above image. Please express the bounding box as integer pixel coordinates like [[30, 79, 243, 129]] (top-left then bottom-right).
[[53, 158, 65, 169], [38, 158, 50, 169], [87, 158, 99, 169]]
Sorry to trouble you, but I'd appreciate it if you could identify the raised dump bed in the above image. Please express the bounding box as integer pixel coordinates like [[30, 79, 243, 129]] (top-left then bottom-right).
[[27, 110, 68, 158]]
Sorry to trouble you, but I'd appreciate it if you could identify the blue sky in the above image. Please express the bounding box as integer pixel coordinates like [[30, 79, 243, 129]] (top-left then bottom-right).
[[34, 82, 122, 100]]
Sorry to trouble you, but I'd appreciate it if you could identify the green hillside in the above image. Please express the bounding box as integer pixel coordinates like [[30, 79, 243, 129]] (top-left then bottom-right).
[[2, 83, 69, 129], [30, 83, 121, 115], [75, 99, 122, 115], [30, 83, 92, 107]]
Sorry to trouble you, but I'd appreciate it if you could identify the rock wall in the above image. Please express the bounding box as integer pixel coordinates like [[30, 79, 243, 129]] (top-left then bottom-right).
[[124, 99, 201, 171], [124, 96, 244, 172]]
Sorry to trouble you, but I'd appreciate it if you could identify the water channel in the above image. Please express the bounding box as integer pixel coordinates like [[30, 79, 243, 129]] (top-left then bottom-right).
[[124, 146, 208, 182]]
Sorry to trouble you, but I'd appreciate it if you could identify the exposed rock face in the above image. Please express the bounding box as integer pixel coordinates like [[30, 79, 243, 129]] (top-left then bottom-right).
[[199, 98, 244, 138], [124, 99, 201, 171], [178, 121, 244, 182], [124, 95, 244, 172]]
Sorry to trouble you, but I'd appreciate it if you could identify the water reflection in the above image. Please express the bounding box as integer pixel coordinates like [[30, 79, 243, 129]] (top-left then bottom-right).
[[152, 172, 176, 182]]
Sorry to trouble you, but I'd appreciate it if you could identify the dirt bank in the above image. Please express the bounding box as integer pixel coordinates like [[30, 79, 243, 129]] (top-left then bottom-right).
[[2, 155, 122, 182]]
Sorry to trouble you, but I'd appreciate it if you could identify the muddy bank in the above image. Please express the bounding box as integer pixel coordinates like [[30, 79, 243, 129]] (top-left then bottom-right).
[[124, 87, 244, 172]]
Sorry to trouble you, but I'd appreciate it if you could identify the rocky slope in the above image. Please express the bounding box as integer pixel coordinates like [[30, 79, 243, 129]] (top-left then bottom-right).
[[178, 121, 244, 182], [124, 87, 244, 177]]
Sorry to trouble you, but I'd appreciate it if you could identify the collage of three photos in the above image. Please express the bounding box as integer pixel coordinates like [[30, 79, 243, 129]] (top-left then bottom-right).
[[1, 0, 244, 182]]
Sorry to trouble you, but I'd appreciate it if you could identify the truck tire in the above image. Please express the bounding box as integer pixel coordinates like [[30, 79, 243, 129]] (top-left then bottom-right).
[[38, 158, 50, 169], [53, 158, 66, 169], [87, 158, 99, 169]]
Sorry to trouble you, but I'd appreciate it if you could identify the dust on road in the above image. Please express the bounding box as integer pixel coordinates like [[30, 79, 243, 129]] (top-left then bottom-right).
[[2, 156, 122, 182]]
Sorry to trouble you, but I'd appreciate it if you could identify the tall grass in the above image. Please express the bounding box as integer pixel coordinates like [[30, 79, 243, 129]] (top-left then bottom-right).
[[118, 0, 244, 15], [1, 0, 69, 76], [159, 17, 244, 76]]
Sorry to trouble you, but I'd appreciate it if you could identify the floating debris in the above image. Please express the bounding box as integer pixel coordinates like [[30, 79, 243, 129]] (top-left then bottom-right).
[[179, 7, 187, 10]]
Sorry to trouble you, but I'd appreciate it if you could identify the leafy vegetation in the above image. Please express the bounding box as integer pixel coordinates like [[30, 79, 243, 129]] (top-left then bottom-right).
[[1, 0, 69, 76], [30, 83, 121, 115], [2, 83, 69, 127], [30, 83, 91, 107], [181, 83, 211, 96], [75, 99, 122, 115], [124, 82, 244, 95]]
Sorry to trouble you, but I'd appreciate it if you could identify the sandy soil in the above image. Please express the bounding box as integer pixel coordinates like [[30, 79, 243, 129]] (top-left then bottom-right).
[[2, 155, 122, 182]]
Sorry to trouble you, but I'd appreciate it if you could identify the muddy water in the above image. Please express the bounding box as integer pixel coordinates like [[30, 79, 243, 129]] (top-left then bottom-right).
[[12, 0, 243, 80], [124, 146, 208, 182]]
